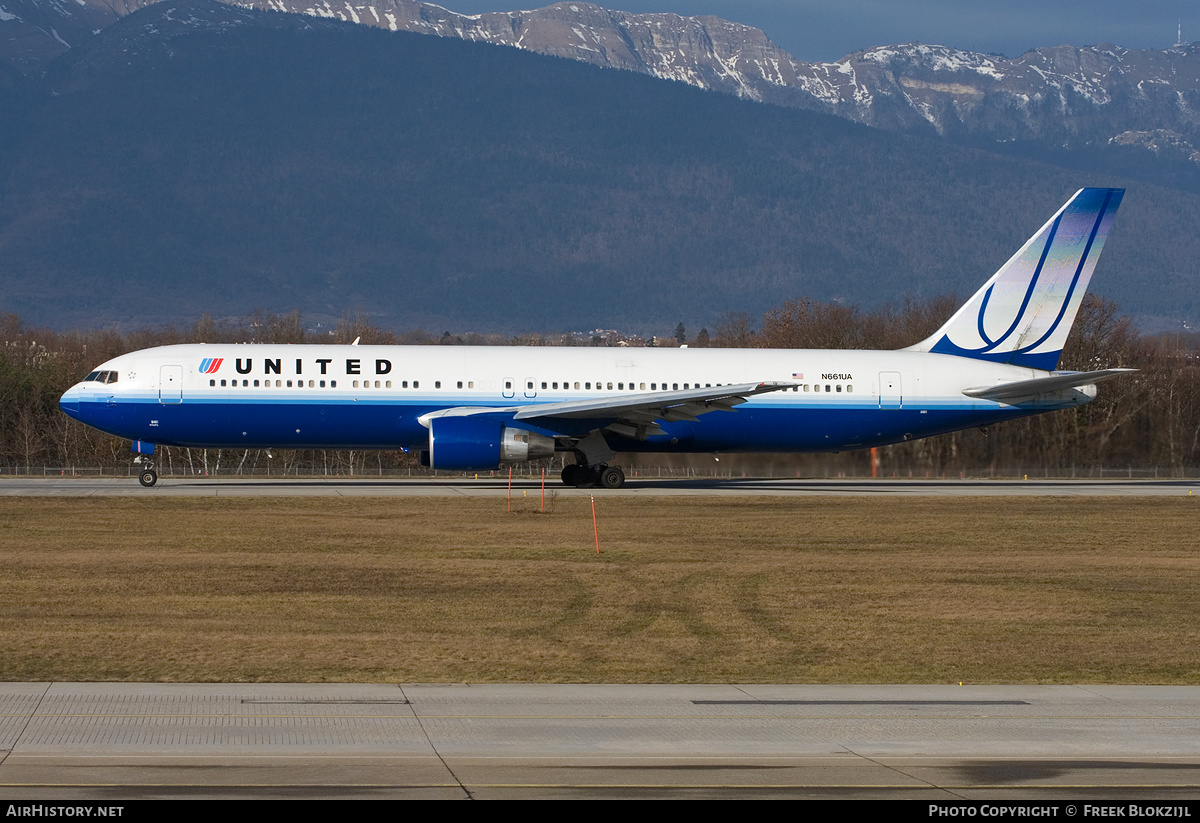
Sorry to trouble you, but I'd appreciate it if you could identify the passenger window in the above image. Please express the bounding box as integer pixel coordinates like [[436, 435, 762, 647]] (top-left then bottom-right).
[[254, 380, 260, 387], [413, 381, 419, 388], [553, 382, 558, 389], [607, 382, 613, 390], [836, 385, 842, 392], [353, 381, 359, 388], [331, 380, 337, 388], [220, 379, 226, 387], [574, 382, 580, 389], [541, 382, 547, 389], [458, 381, 463, 389], [469, 381, 474, 389], [847, 385, 853, 393], [209, 379, 215, 387], [618, 383, 624, 390], [386, 381, 392, 388], [825, 385, 831, 392], [286, 380, 293, 387]]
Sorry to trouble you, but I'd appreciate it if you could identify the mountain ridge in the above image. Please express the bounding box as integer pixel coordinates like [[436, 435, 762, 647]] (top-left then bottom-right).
[[2, 0, 1197, 333], [7, 0, 1200, 171]]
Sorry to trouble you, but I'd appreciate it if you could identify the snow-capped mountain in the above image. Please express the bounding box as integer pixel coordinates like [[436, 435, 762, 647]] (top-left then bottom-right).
[[230, 1, 1200, 152], [5, 0, 1200, 332], [5, 0, 1200, 158], [0, 0, 156, 70]]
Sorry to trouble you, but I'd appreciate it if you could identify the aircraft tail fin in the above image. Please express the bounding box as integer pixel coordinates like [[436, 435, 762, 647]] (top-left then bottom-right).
[[908, 187, 1124, 370]]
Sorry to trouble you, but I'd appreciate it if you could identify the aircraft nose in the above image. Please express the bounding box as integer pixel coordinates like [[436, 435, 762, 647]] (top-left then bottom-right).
[[59, 386, 81, 418]]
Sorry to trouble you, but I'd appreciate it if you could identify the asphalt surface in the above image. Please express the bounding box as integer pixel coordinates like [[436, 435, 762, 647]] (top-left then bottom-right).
[[2, 684, 1199, 799], [2, 477, 1198, 497]]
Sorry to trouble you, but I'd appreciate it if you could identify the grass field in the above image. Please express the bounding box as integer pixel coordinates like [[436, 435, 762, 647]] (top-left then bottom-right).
[[1, 495, 1197, 684]]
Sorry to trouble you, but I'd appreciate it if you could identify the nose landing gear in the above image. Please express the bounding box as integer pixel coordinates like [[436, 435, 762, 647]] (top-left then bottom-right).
[[133, 454, 158, 487]]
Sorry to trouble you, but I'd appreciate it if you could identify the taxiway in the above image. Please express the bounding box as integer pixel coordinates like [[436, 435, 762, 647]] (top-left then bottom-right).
[[2, 683, 1199, 799]]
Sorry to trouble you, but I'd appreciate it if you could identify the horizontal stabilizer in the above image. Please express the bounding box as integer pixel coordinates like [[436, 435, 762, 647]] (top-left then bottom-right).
[[963, 369, 1136, 401]]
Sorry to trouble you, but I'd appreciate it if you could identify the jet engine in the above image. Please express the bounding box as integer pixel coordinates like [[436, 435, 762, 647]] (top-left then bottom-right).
[[418, 416, 555, 470]]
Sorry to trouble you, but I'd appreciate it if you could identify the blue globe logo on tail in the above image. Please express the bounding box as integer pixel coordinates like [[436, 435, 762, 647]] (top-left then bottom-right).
[[913, 188, 1124, 371]]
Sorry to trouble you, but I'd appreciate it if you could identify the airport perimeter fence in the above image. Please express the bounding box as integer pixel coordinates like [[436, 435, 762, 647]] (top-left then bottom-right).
[[6, 464, 1200, 480]]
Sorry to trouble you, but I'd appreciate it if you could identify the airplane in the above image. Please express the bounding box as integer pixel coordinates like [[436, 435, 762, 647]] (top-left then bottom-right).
[[59, 187, 1132, 489]]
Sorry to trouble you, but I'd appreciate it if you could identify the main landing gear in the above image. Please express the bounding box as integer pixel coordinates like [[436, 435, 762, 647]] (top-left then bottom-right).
[[561, 463, 626, 489]]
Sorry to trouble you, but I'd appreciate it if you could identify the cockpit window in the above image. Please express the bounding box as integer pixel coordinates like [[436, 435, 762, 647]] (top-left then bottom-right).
[[85, 371, 101, 382], [84, 371, 118, 384]]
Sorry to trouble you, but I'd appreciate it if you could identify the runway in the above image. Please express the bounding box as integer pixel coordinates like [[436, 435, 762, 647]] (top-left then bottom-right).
[[2, 684, 1200, 799], [1, 476, 1197, 497]]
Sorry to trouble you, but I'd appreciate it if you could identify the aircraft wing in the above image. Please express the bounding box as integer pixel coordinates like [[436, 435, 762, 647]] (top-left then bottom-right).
[[962, 369, 1136, 402], [417, 382, 797, 437], [513, 381, 796, 432]]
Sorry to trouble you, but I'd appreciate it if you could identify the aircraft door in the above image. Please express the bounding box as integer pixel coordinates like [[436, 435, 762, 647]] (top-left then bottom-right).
[[523, 377, 537, 399], [878, 371, 901, 409], [502, 377, 515, 399], [159, 365, 183, 404]]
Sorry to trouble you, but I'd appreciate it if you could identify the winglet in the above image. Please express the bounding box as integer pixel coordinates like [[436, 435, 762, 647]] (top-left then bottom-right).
[[908, 188, 1124, 370]]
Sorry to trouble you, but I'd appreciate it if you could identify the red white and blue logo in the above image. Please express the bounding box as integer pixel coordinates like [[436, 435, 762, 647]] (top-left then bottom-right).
[[199, 358, 224, 374]]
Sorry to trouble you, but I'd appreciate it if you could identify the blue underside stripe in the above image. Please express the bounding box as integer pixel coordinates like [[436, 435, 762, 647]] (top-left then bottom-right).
[[66, 398, 1046, 453]]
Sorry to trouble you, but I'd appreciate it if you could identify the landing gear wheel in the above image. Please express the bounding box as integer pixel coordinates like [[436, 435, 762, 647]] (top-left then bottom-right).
[[562, 464, 598, 488], [599, 466, 626, 489], [138, 469, 158, 488]]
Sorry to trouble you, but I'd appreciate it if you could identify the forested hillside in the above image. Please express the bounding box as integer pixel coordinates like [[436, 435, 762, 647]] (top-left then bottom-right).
[[1, 0, 1198, 334]]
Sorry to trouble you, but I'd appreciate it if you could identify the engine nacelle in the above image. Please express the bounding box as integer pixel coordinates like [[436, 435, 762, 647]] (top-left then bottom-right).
[[421, 416, 554, 470]]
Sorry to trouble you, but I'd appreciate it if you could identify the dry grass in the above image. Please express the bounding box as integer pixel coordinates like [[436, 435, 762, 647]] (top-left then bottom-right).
[[1, 495, 1198, 684]]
